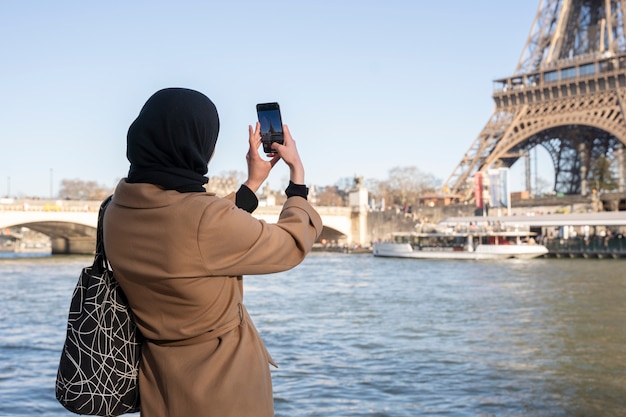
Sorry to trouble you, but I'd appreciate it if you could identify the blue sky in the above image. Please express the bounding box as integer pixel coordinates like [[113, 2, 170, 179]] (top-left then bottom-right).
[[0, 1, 541, 198]]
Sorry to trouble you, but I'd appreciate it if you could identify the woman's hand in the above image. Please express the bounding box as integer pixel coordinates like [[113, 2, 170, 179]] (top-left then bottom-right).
[[271, 125, 305, 185], [243, 122, 280, 192]]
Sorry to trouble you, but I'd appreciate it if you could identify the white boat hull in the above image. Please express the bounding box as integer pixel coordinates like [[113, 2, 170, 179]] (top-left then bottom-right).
[[372, 242, 549, 260]]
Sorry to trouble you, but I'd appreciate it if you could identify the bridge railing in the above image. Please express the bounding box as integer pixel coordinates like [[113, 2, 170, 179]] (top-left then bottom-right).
[[0, 199, 101, 213], [1, 198, 353, 215]]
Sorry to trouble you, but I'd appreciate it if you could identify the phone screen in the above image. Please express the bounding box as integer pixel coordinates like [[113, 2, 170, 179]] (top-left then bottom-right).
[[257, 102, 283, 153]]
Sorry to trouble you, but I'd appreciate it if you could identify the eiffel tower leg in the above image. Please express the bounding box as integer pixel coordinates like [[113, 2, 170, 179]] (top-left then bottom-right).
[[618, 143, 626, 192], [579, 142, 588, 196], [524, 150, 531, 195]]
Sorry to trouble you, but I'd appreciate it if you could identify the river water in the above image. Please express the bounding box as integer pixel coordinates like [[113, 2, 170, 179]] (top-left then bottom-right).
[[0, 253, 625, 417]]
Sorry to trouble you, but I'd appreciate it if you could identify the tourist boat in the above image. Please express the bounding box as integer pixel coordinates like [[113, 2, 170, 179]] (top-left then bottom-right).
[[372, 218, 549, 260]]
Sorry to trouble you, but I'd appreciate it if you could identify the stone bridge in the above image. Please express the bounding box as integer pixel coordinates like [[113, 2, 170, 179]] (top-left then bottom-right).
[[0, 198, 365, 254]]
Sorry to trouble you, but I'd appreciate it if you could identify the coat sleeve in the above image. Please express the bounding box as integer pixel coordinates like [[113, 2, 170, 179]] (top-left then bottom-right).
[[197, 196, 323, 276]]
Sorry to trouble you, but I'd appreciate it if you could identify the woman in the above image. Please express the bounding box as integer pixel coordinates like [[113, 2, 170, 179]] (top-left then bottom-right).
[[103, 88, 322, 417]]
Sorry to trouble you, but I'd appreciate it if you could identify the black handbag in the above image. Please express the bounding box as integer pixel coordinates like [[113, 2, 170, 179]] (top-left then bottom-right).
[[56, 196, 142, 416]]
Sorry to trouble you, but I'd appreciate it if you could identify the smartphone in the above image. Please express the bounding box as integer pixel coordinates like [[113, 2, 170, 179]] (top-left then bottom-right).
[[256, 102, 284, 154]]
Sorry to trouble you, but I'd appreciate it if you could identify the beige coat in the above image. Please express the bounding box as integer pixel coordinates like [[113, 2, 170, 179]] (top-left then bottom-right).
[[103, 180, 323, 417]]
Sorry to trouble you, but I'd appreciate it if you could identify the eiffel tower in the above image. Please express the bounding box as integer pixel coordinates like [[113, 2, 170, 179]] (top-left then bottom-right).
[[445, 0, 626, 203]]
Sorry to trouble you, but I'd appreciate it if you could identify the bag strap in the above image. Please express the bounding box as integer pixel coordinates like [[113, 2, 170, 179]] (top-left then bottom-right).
[[94, 195, 113, 270]]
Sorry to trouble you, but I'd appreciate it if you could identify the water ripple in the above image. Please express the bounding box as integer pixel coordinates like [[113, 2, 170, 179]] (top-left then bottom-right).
[[1, 254, 626, 416]]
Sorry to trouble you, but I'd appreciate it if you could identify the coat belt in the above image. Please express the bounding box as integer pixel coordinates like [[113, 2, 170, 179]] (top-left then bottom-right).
[[151, 304, 243, 347]]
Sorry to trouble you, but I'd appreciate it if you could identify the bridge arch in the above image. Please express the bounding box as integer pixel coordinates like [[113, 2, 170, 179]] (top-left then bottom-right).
[[317, 225, 347, 244], [0, 211, 98, 254], [252, 206, 353, 244]]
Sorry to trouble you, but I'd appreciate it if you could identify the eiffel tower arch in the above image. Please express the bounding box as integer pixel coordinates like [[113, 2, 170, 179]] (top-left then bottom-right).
[[445, 0, 626, 203]]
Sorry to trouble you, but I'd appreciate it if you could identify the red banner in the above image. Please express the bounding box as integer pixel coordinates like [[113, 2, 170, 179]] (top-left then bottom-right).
[[474, 172, 484, 209]]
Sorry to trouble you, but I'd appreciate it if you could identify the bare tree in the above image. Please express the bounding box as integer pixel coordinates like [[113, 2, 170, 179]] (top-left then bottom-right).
[[335, 177, 355, 192], [535, 176, 553, 196], [316, 185, 346, 206], [58, 179, 113, 200], [590, 156, 618, 192], [370, 166, 441, 207]]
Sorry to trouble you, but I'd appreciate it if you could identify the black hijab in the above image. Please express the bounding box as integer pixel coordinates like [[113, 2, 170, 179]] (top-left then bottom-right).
[[126, 88, 220, 192]]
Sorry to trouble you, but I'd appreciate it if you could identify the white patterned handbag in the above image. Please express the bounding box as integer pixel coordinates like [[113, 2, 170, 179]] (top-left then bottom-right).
[[55, 196, 142, 416]]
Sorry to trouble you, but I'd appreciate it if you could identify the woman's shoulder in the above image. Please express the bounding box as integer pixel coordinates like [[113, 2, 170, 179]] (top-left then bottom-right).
[[112, 180, 229, 209]]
